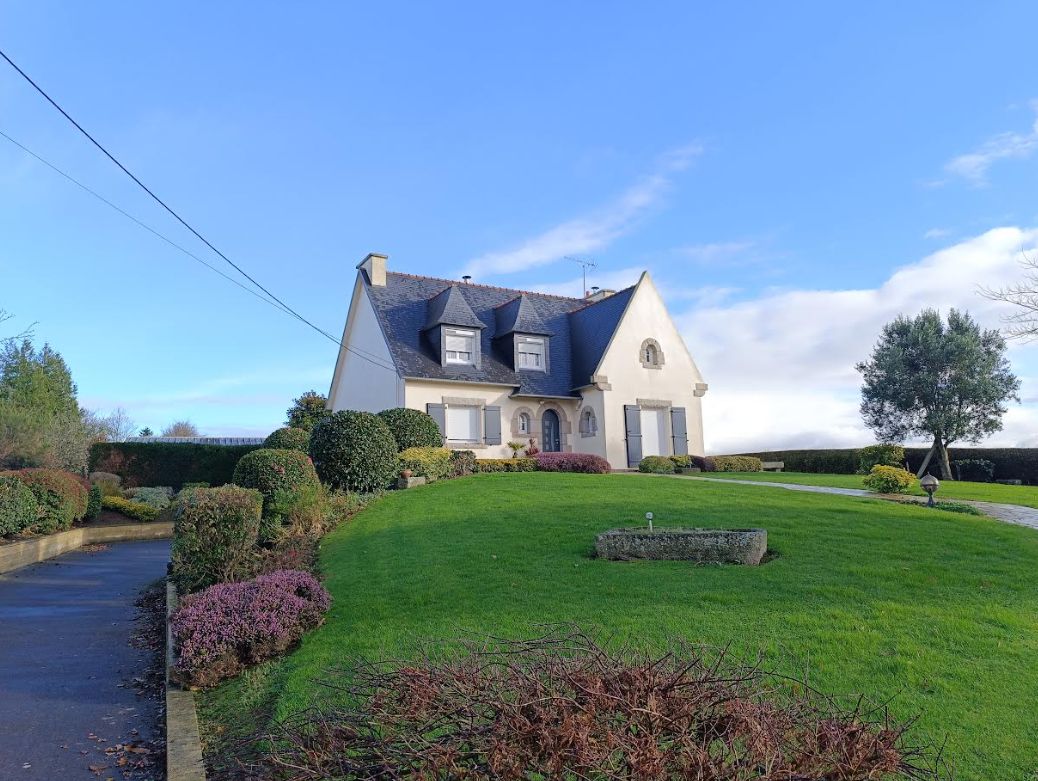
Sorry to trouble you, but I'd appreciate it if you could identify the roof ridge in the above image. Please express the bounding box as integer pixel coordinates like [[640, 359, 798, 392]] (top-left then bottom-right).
[[569, 282, 638, 314], [386, 270, 584, 302]]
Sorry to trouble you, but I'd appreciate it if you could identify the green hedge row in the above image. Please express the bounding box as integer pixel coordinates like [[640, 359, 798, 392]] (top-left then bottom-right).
[[735, 447, 1038, 484], [89, 442, 263, 489]]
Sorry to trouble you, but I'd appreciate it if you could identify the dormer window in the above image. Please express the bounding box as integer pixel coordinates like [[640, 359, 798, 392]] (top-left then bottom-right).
[[516, 336, 546, 371], [444, 328, 477, 366]]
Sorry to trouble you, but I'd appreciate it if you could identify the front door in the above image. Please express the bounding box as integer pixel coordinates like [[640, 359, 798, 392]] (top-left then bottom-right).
[[541, 409, 561, 452]]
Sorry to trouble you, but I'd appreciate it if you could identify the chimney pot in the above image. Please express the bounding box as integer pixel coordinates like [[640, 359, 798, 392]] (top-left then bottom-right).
[[357, 253, 388, 286]]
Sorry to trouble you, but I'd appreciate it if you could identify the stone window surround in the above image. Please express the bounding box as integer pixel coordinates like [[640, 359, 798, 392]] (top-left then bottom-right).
[[640, 337, 664, 370], [510, 401, 572, 451], [441, 395, 489, 450], [579, 407, 598, 438]]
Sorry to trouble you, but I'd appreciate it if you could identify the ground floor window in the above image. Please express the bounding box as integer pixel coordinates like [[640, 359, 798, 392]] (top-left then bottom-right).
[[446, 405, 480, 443], [518, 412, 531, 435], [579, 408, 597, 436]]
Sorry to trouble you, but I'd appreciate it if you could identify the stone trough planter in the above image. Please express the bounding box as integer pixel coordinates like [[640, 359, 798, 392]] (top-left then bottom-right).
[[595, 527, 767, 566]]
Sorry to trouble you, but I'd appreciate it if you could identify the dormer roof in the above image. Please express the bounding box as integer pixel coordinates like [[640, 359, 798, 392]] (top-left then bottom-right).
[[423, 285, 484, 330], [494, 294, 552, 337]]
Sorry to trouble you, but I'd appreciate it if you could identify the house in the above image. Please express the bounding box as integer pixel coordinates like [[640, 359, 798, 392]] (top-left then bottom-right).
[[327, 253, 708, 469]]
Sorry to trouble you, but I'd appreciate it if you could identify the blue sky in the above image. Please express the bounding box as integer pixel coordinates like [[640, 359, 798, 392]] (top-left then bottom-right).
[[2, 2, 1037, 451]]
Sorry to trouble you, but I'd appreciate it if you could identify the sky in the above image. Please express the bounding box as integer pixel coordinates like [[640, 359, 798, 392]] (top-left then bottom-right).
[[1, 2, 1037, 453]]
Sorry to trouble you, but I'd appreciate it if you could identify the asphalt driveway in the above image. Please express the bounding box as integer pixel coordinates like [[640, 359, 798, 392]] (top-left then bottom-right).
[[0, 539, 170, 779]]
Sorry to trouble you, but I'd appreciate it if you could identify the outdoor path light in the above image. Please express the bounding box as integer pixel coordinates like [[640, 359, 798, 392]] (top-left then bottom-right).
[[646, 512, 654, 532], [920, 474, 939, 507]]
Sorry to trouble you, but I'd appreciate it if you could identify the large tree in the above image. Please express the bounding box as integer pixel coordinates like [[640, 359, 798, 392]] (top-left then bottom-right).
[[856, 308, 1019, 479], [0, 339, 79, 418], [982, 250, 1038, 339], [286, 390, 329, 432], [161, 420, 200, 437]]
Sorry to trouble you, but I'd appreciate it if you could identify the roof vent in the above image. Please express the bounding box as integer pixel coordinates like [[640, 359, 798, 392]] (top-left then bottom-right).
[[461, 275, 472, 284], [586, 288, 615, 303]]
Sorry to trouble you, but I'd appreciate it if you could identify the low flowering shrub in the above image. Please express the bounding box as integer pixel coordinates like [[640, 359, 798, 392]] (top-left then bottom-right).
[[639, 455, 676, 474], [712, 456, 763, 472], [263, 426, 310, 452], [475, 458, 537, 473], [863, 465, 916, 494], [398, 447, 452, 481], [1, 468, 89, 533], [858, 444, 906, 474], [85, 485, 102, 521], [0, 475, 39, 536], [101, 495, 160, 522], [260, 628, 940, 781], [232, 448, 321, 516], [376, 407, 442, 451], [125, 486, 174, 510], [171, 485, 263, 593], [448, 450, 476, 478], [535, 452, 611, 473], [171, 569, 331, 688]]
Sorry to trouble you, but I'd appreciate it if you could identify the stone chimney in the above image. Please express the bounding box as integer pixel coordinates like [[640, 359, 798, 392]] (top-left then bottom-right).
[[357, 252, 388, 286], [585, 288, 615, 303]]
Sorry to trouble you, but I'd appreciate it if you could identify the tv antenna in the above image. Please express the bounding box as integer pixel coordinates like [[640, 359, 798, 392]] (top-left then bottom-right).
[[565, 256, 598, 297]]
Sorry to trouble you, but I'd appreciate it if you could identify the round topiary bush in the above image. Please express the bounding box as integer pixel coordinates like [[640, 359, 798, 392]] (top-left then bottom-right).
[[376, 407, 441, 451], [232, 448, 321, 513], [0, 475, 40, 536], [638, 455, 676, 474], [264, 427, 310, 452], [309, 411, 398, 492]]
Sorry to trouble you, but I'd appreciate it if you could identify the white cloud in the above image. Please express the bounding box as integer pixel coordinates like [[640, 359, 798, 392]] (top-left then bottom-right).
[[678, 227, 1038, 454], [463, 144, 702, 278], [923, 227, 952, 240], [942, 103, 1038, 185], [677, 240, 758, 265]]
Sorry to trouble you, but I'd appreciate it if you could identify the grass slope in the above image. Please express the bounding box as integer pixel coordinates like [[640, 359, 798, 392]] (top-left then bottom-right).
[[701, 470, 1038, 507], [202, 473, 1038, 778]]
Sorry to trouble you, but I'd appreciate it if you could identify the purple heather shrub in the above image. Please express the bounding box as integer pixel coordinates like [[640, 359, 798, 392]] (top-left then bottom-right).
[[533, 452, 612, 474], [171, 569, 331, 688]]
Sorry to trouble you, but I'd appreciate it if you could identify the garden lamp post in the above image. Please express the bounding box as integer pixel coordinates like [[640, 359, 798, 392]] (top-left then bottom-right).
[[920, 474, 939, 508]]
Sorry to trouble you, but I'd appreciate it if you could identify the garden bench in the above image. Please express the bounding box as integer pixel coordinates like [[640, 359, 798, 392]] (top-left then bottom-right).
[[761, 461, 785, 472]]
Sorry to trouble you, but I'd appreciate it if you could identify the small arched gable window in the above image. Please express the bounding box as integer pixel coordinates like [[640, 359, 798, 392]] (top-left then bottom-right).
[[640, 338, 664, 369], [518, 412, 531, 435], [580, 408, 597, 436]]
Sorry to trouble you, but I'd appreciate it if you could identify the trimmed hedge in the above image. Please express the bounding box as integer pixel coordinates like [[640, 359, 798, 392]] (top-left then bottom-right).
[[475, 458, 537, 473], [398, 447, 452, 481], [264, 427, 310, 452], [0, 475, 39, 536], [89, 442, 262, 489], [171, 485, 264, 593], [639, 456, 675, 474], [1, 468, 89, 533], [376, 408, 442, 451], [309, 411, 398, 492], [102, 495, 160, 522], [232, 449, 321, 514], [534, 453, 612, 474], [736, 447, 1038, 484], [952, 459, 995, 482], [712, 456, 762, 473]]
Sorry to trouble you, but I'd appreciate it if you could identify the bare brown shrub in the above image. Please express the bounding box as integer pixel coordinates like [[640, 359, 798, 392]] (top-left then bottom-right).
[[257, 628, 943, 781]]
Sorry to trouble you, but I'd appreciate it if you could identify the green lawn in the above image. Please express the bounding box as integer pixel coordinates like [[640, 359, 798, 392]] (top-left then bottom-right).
[[701, 470, 1038, 507], [201, 473, 1038, 778]]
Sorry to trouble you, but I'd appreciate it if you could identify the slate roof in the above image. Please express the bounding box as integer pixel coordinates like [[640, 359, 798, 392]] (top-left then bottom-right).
[[364, 272, 636, 397]]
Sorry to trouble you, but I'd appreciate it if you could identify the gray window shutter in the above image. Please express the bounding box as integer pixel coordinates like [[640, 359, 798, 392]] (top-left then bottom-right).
[[483, 406, 502, 445], [624, 405, 642, 467], [426, 403, 446, 444], [670, 407, 688, 456]]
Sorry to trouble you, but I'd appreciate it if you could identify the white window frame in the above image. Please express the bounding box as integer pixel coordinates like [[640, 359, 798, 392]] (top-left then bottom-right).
[[518, 412, 531, 435], [445, 403, 482, 444], [444, 328, 477, 366], [516, 336, 546, 372]]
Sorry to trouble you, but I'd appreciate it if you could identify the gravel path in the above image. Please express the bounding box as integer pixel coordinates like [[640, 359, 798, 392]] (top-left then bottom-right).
[[0, 539, 170, 780], [644, 474, 1038, 532]]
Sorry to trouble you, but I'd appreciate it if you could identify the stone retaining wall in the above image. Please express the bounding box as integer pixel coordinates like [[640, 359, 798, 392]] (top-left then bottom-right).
[[0, 522, 173, 574]]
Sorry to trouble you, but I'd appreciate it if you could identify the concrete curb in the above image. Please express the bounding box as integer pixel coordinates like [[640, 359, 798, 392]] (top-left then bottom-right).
[[166, 581, 206, 781], [0, 521, 173, 574]]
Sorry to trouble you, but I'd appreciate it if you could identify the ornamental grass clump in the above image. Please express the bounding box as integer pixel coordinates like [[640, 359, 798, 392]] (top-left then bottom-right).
[[171, 569, 331, 689], [535, 452, 611, 473], [863, 464, 917, 494], [260, 628, 941, 781]]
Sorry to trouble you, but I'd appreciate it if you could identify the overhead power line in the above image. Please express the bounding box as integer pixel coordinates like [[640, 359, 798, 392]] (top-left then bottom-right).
[[0, 47, 397, 373]]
